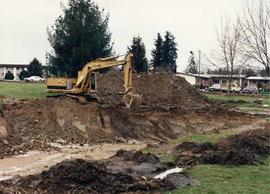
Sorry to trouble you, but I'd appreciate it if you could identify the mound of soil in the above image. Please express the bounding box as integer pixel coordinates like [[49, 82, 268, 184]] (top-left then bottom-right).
[[0, 97, 177, 158], [174, 127, 270, 165], [97, 72, 210, 110], [104, 150, 199, 188], [0, 151, 198, 193], [106, 150, 168, 180], [114, 149, 161, 164], [0, 136, 51, 159], [0, 159, 168, 194]]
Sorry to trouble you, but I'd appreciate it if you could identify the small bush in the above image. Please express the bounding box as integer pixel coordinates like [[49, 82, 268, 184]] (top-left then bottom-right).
[[5, 71, 14, 80], [19, 70, 30, 80]]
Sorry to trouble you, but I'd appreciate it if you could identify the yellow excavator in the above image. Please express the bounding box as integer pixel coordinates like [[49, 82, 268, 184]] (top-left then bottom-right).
[[47, 53, 140, 108]]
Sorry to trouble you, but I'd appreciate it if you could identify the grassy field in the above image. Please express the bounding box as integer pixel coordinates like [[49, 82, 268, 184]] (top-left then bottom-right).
[[170, 156, 270, 194], [205, 93, 270, 110], [150, 132, 270, 194], [0, 81, 47, 99]]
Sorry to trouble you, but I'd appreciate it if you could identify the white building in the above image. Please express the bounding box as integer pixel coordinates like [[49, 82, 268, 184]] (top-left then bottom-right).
[[247, 76, 270, 86], [175, 73, 197, 85], [0, 64, 28, 80]]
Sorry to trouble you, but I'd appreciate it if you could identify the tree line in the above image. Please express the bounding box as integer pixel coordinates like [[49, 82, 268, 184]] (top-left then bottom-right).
[[128, 32, 178, 73], [46, 0, 178, 77]]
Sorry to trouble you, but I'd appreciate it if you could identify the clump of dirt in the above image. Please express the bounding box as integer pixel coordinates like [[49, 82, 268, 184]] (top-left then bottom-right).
[[0, 136, 51, 159], [114, 149, 161, 164], [104, 150, 199, 188], [174, 127, 270, 165], [106, 150, 167, 179], [0, 159, 168, 194], [97, 72, 210, 110]]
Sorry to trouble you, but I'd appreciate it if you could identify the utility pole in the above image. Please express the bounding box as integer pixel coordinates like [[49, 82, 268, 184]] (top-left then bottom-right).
[[198, 50, 201, 74], [198, 50, 201, 88]]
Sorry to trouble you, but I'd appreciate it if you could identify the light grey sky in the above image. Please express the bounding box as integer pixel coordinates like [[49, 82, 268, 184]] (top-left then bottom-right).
[[0, 0, 252, 72]]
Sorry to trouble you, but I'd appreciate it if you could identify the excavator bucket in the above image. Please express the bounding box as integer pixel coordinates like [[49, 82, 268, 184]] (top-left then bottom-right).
[[122, 92, 142, 109]]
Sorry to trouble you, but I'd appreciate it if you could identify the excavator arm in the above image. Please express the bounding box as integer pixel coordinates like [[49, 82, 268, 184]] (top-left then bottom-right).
[[47, 53, 140, 108], [74, 53, 133, 94]]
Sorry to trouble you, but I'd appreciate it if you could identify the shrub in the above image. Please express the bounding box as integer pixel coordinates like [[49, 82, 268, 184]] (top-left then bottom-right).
[[19, 70, 30, 80], [4, 71, 14, 80]]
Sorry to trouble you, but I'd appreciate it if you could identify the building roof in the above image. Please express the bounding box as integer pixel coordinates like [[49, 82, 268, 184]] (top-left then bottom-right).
[[205, 74, 247, 79], [0, 64, 28, 68], [177, 72, 246, 79], [177, 72, 270, 81], [247, 76, 270, 81]]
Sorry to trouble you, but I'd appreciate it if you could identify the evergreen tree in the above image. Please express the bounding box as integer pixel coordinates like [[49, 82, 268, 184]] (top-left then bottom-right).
[[128, 36, 148, 73], [151, 33, 163, 71], [28, 58, 43, 77], [47, 0, 113, 77], [4, 71, 14, 80], [162, 31, 178, 73], [19, 70, 30, 80], [185, 51, 197, 74]]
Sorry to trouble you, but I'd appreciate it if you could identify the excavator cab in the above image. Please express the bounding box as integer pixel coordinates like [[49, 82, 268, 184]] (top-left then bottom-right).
[[89, 72, 97, 92]]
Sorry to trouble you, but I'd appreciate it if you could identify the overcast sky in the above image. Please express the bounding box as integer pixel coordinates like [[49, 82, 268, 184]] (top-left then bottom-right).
[[0, 0, 253, 72]]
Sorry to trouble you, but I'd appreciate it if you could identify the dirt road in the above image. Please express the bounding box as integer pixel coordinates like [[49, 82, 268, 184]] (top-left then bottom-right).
[[0, 141, 146, 181]]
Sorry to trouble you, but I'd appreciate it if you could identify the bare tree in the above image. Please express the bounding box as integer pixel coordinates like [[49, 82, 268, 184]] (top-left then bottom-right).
[[238, 0, 270, 75], [208, 20, 246, 92]]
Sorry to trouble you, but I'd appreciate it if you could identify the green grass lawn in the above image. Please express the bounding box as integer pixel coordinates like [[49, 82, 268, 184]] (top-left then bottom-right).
[[0, 81, 47, 99], [169, 156, 270, 194], [143, 131, 270, 194], [204, 93, 270, 110]]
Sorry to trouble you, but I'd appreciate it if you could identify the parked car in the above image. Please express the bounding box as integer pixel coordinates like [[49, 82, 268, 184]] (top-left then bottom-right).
[[24, 76, 45, 82], [230, 85, 241, 92], [209, 84, 228, 92], [209, 84, 221, 91], [242, 85, 259, 94]]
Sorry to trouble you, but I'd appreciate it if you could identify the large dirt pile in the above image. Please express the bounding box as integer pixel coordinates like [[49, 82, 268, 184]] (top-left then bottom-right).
[[0, 97, 177, 158], [0, 151, 198, 193], [174, 127, 270, 165], [97, 72, 210, 110], [0, 159, 167, 194]]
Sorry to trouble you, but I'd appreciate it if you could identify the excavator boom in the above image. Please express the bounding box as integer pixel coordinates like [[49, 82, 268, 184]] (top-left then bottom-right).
[[47, 53, 139, 108]]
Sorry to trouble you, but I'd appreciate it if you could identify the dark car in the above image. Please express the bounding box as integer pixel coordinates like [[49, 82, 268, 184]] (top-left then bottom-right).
[[242, 85, 258, 94]]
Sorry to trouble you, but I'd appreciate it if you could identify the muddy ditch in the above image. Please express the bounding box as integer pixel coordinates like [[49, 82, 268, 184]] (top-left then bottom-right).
[[174, 126, 270, 165], [0, 150, 198, 194]]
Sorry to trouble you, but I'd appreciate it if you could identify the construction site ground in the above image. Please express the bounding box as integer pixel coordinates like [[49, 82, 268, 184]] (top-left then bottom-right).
[[0, 73, 269, 194]]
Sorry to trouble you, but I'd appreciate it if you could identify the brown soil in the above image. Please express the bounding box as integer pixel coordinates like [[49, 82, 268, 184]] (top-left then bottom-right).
[[0, 151, 198, 194], [0, 73, 255, 159], [174, 127, 270, 165], [0, 96, 178, 158], [0, 159, 166, 194], [97, 72, 211, 110]]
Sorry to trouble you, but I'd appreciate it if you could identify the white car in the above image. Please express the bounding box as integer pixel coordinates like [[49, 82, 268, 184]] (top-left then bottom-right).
[[209, 84, 229, 92], [209, 84, 221, 91], [230, 85, 241, 92], [24, 76, 45, 82]]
